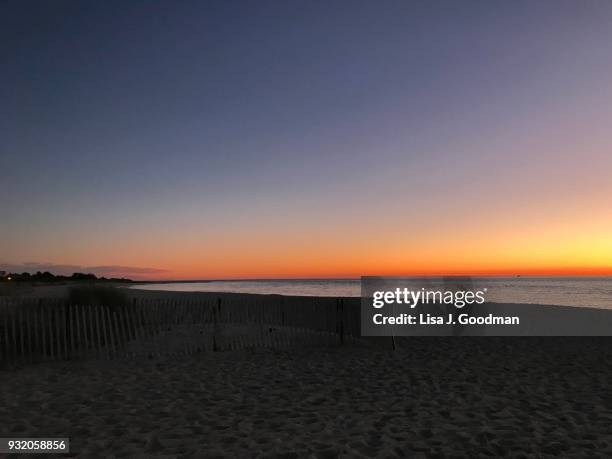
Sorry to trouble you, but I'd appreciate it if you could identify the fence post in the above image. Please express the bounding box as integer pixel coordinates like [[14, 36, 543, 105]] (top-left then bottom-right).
[[49, 307, 57, 360], [100, 306, 109, 360], [62, 304, 68, 360], [75, 305, 83, 359], [31, 305, 37, 363], [112, 310, 122, 357], [336, 298, 344, 345], [125, 303, 138, 358], [281, 297, 285, 327], [2, 305, 8, 364], [26, 305, 33, 364], [53, 303, 59, 361], [213, 298, 221, 352], [87, 305, 95, 358], [340, 298, 344, 345], [18, 306, 25, 363]]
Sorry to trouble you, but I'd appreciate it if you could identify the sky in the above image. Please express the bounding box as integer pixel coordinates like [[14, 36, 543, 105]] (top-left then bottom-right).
[[1, 0, 612, 280]]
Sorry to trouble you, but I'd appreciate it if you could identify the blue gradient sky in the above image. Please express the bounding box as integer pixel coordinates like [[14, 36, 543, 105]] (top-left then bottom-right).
[[2, 1, 612, 279]]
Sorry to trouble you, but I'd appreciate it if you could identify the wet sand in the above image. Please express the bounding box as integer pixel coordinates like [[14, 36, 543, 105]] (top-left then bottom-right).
[[2, 336, 612, 457]]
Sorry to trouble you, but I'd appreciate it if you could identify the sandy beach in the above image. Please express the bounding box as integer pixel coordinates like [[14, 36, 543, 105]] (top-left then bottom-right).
[[2, 287, 612, 456], [2, 331, 612, 457]]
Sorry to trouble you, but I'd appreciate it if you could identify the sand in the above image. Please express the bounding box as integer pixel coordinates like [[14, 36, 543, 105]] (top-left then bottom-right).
[[2, 336, 612, 457]]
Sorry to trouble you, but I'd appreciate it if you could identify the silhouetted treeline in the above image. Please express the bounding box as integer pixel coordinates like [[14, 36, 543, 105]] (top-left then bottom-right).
[[0, 271, 132, 283]]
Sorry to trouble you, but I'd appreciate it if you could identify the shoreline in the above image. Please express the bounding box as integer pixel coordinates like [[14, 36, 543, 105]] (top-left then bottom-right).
[[126, 286, 610, 313]]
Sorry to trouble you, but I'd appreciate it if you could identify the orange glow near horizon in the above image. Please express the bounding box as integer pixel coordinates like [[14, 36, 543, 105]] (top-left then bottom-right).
[[4, 108, 612, 280], [150, 266, 612, 282], [118, 198, 612, 279], [4, 187, 611, 280]]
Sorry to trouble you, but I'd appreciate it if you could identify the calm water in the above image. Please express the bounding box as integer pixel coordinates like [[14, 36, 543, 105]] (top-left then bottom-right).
[[132, 277, 612, 309]]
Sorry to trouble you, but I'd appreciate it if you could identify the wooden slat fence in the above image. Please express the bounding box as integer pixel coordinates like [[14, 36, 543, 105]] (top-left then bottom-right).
[[0, 296, 362, 367]]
